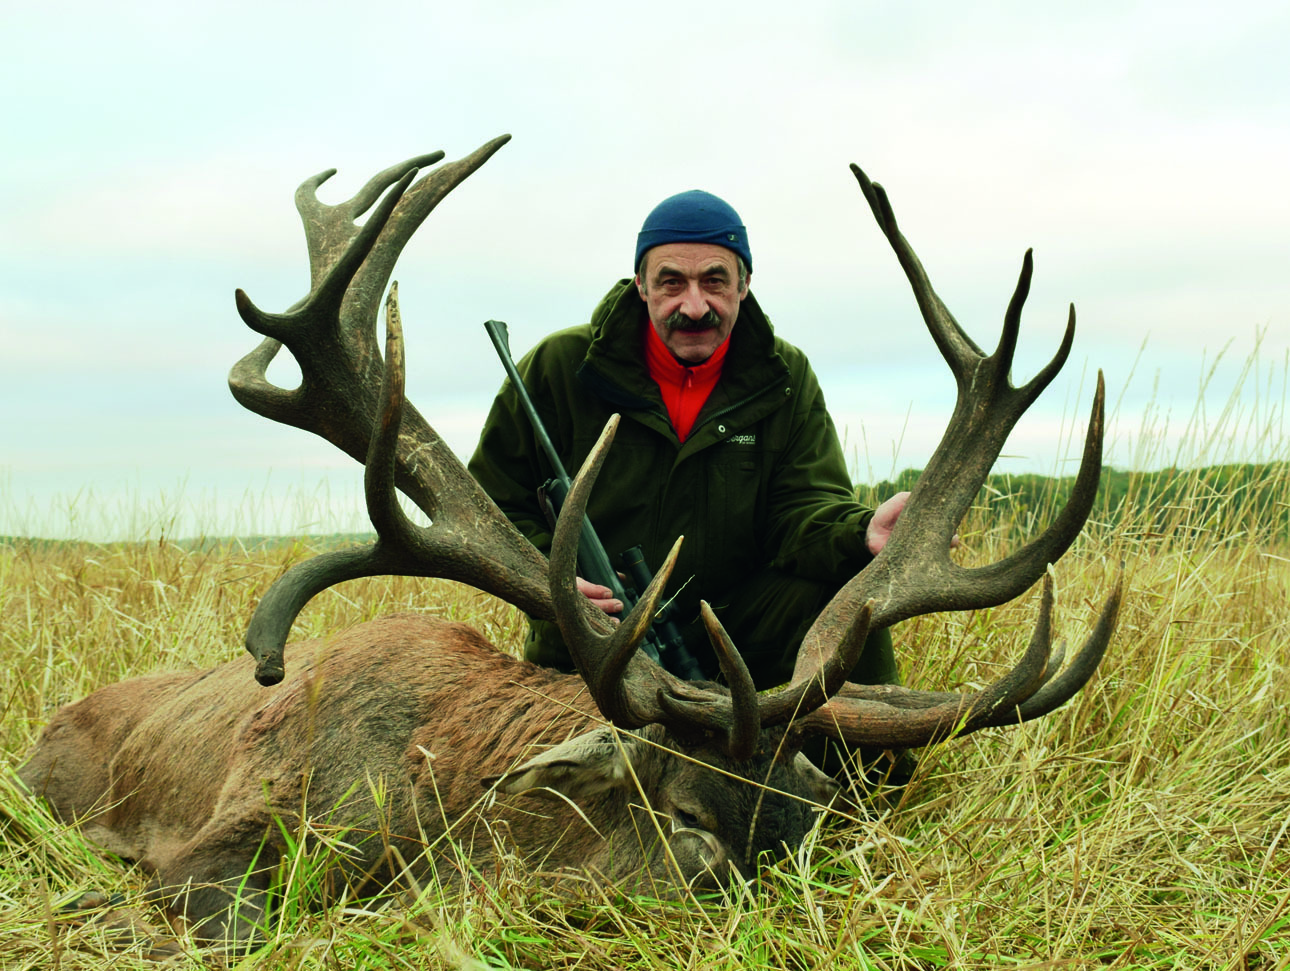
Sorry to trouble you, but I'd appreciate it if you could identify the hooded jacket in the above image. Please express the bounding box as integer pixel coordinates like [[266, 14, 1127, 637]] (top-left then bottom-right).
[[468, 279, 875, 666]]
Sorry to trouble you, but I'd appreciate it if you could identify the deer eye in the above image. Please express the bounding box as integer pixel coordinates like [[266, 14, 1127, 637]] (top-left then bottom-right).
[[672, 809, 702, 830]]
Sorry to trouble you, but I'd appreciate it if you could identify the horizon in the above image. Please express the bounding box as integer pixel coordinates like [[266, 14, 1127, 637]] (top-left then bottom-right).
[[6, 447, 1285, 545]]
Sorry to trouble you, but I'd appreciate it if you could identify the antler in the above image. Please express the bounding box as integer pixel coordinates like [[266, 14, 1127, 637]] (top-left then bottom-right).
[[775, 165, 1121, 746], [230, 139, 571, 685]]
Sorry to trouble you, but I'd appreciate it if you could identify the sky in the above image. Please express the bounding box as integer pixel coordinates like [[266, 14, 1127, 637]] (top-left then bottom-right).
[[2, 1, 1287, 541]]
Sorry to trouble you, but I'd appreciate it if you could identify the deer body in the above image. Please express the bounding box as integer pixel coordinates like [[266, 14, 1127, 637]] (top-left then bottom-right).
[[20, 614, 831, 943]]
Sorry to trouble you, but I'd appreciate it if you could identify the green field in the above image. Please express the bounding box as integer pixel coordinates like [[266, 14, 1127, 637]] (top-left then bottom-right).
[[3, 457, 1288, 969]]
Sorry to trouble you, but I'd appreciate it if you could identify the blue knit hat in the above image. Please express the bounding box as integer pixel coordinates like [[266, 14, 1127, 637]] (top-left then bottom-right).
[[634, 190, 752, 273]]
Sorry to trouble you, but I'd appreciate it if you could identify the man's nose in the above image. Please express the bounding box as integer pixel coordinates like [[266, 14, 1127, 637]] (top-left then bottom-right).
[[679, 283, 709, 318]]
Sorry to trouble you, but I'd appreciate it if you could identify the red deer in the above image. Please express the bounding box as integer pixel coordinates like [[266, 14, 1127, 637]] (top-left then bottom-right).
[[18, 137, 1121, 949]]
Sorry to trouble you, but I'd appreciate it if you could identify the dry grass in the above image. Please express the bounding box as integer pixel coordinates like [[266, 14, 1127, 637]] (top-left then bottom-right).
[[2, 457, 1289, 968]]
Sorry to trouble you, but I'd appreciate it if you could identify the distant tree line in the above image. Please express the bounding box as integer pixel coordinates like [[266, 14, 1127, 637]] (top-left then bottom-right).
[[857, 462, 1290, 543]]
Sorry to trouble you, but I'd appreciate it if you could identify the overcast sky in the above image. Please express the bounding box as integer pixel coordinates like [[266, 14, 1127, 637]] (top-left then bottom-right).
[[2, 1, 1286, 541]]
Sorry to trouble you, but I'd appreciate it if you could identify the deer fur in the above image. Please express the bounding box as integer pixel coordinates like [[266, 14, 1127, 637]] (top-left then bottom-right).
[[18, 613, 838, 945]]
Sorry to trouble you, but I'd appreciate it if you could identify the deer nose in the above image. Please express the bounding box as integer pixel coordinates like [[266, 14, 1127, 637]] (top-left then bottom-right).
[[671, 828, 723, 868]]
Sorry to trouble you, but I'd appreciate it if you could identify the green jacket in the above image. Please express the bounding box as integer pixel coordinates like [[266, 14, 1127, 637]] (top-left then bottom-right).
[[468, 279, 875, 667]]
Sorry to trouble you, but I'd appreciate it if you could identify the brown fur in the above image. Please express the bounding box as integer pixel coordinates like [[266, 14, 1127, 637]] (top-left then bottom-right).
[[19, 613, 835, 946]]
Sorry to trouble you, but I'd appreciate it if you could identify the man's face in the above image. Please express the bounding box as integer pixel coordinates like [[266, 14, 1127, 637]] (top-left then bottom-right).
[[636, 243, 749, 364]]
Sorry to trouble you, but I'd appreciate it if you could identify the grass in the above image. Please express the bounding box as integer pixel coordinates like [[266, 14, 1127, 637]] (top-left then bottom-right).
[[3, 452, 1289, 965]]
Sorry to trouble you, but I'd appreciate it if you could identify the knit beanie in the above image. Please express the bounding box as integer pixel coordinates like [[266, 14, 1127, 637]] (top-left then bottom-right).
[[634, 190, 752, 273]]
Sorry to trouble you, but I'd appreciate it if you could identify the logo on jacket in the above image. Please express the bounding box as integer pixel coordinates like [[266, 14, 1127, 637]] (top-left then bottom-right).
[[726, 434, 756, 445]]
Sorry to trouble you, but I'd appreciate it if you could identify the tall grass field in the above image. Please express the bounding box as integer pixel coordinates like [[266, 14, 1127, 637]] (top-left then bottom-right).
[[3, 450, 1288, 967]]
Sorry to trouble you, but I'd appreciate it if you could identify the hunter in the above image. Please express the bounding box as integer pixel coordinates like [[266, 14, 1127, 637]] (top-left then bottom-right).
[[469, 190, 908, 716]]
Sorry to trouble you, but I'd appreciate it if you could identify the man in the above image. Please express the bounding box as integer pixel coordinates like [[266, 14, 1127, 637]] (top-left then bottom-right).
[[469, 189, 908, 696]]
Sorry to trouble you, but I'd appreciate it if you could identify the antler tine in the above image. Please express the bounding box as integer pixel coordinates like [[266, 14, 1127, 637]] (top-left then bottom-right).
[[364, 284, 433, 543], [839, 168, 1106, 624], [947, 372, 1105, 608], [850, 163, 984, 382], [549, 416, 686, 726], [751, 600, 873, 727], [757, 164, 1116, 748], [232, 147, 474, 421], [244, 544, 400, 685], [660, 604, 761, 760], [1011, 571, 1122, 721], [296, 150, 447, 288], [340, 138, 510, 342], [242, 285, 414, 685], [366, 285, 551, 593], [234, 165, 418, 348]]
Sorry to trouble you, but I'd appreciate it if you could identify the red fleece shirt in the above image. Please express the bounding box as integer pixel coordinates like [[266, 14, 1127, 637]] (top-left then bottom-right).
[[643, 322, 729, 442]]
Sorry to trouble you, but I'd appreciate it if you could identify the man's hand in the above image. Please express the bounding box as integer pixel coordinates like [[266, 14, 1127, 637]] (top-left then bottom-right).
[[865, 492, 910, 555], [865, 490, 961, 555], [577, 577, 623, 615]]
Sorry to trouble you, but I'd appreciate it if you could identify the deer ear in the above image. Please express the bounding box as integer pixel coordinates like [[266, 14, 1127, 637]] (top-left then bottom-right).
[[485, 727, 641, 800], [793, 753, 842, 805]]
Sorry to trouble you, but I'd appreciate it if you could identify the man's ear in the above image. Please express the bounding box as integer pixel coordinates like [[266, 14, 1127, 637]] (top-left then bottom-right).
[[739, 271, 751, 300], [635, 274, 646, 299], [484, 727, 641, 801]]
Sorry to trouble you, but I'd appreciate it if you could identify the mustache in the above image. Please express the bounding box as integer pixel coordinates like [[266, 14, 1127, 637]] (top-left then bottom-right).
[[663, 309, 721, 333]]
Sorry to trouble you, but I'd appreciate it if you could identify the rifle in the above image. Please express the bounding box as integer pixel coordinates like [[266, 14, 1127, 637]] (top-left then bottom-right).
[[484, 319, 705, 681]]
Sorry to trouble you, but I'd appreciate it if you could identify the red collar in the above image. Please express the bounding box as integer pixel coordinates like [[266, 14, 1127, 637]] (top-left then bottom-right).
[[643, 322, 730, 381], [643, 323, 729, 441]]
